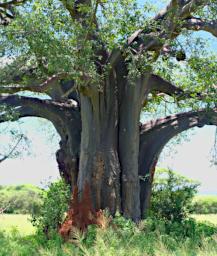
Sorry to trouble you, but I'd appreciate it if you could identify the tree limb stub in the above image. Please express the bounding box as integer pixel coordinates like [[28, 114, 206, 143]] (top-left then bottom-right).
[[149, 74, 214, 101], [183, 18, 217, 37]]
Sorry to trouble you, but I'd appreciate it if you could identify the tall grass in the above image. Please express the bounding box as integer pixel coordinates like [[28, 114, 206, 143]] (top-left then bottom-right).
[[0, 216, 217, 256]]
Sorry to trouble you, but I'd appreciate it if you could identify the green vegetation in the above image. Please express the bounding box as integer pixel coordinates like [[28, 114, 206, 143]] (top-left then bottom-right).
[[0, 215, 217, 256], [150, 168, 199, 222], [193, 195, 217, 214], [0, 214, 35, 236], [1, 213, 217, 236], [193, 214, 217, 226], [31, 180, 71, 236], [0, 175, 217, 255], [0, 184, 42, 214], [0, 0, 217, 254]]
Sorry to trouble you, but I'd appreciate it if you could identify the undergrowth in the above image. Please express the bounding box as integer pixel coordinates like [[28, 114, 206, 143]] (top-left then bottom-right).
[[0, 215, 217, 256]]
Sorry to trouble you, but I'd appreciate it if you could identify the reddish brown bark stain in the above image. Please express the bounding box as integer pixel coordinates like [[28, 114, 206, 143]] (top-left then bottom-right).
[[59, 182, 105, 241]]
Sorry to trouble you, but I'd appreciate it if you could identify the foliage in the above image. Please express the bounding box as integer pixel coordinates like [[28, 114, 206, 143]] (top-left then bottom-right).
[[31, 179, 71, 237], [0, 105, 19, 121], [193, 196, 217, 214], [0, 184, 42, 214], [0, 0, 216, 105], [0, 0, 155, 86], [150, 168, 200, 223]]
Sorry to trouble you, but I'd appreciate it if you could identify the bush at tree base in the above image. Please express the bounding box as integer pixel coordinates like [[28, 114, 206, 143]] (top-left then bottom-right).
[[150, 168, 200, 223], [31, 169, 202, 238], [31, 179, 71, 237]]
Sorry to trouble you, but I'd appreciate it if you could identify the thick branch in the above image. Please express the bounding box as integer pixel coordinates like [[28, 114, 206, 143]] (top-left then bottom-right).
[[149, 74, 209, 100], [183, 18, 217, 37], [0, 94, 79, 124], [0, 94, 81, 186], [139, 108, 217, 174], [0, 73, 68, 94], [139, 107, 217, 216], [128, 0, 207, 53]]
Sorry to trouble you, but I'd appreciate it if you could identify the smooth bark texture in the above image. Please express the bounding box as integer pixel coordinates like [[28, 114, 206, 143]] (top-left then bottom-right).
[[118, 75, 151, 220]]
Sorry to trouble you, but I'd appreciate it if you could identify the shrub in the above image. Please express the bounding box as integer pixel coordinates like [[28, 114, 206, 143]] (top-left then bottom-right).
[[150, 168, 200, 223], [143, 216, 217, 242], [0, 185, 42, 214], [192, 196, 217, 214], [31, 179, 71, 237]]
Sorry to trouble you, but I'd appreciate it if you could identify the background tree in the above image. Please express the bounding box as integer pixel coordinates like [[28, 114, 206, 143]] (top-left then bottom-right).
[[0, 0, 217, 221], [0, 105, 28, 163]]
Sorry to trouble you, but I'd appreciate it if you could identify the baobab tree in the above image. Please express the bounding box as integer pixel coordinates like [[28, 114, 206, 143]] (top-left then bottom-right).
[[0, 0, 217, 221]]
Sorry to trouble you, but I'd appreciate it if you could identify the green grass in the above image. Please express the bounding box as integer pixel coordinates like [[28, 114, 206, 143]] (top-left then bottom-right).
[[192, 195, 217, 214], [0, 219, 216, 256], [0, 214, 216, 237], [0, 214, 35, 236], [193, 214, 217, 225], [0, 214, 217, 255], [194, 195, 217, 201]]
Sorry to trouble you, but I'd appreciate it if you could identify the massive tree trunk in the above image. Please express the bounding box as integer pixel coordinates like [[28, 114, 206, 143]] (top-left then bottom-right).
[[1, 90, 217, 222], [77, 72, 121, 215], [76, 64, 151, 221]]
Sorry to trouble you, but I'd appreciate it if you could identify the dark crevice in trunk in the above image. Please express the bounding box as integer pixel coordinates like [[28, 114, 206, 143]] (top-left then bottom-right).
[[54, 109, 81, 188]]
